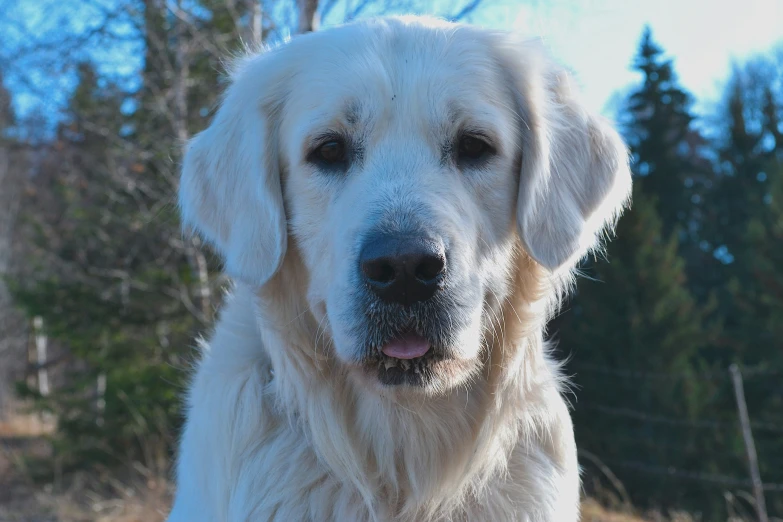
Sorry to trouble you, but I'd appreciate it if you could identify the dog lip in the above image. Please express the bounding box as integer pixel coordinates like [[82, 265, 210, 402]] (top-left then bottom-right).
[[381, 332, 430, 359]]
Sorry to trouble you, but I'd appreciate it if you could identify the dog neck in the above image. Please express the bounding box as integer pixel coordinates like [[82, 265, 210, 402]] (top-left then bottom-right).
[[249, 245, 569, 518]]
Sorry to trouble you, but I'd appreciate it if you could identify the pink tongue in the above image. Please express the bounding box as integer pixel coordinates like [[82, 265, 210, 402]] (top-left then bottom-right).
[[382, 333, 430, 360]]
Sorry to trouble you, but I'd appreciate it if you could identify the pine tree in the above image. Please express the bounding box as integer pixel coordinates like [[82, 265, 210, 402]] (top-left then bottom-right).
[[7, 0, 276, 471], [560, 32, 724, 511], [0, 71, 13, 130], [707, 77, 775, 264], [563, 188, 720, 512], [705, 59, 781, 336], [625, 27, 699, 238], [562, 44, 783, 516], [622, 28, 723, 308], [742, 161, 783, 509], [10, 62, 198, 467], [567, 191, 706, 374], [0, 72, 30, 415]]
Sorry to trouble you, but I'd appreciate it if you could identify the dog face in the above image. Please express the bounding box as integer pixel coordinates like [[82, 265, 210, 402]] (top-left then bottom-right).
[[179, 17, 631, 395], [278, 20, 527, 393]]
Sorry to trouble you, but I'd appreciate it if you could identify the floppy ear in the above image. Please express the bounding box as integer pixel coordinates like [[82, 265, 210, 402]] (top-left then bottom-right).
[[178, 55, 287, 286], [499, 41, 632, 271]]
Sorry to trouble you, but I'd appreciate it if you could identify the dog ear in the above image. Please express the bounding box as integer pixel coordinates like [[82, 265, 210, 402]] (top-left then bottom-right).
[[497, 40, 632, 271], [178, 55, 288, 286]]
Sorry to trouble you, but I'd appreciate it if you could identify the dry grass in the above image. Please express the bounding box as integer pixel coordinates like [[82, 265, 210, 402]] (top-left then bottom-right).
[[579, 498, 712, 522], [1, 444, 171, 521], [43, 475, 171, 522], [0, 411, 55, 438], [0, 409, 169, 522], [580, 498, 650, 521], [4, 477, 696, 522], [0, 471, 171, 522], [0, 461, 699, 522], [0, 411, 759, 522], [3, 482, 708, 522]]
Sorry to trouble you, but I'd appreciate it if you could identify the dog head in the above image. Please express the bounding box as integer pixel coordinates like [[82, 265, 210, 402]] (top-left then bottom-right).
[[179, 16, 631, 395]]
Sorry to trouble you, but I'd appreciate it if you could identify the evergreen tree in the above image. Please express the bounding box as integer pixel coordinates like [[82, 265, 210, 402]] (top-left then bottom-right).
[[10, 62, 198, 468], [704, 59, 782, 353], [0, 71, 30, 415], [695, 69, 783, 494], [625, 27, 700, 238], [742, 160, 783, 348], [725, 160, 783, 514], [707, 76, 775, 264], [623, 28, 721, 307], [0, 71, 13, 130], [567, 191, 706, 375], [8, 0, 275, 471], [560, 28, 728, 516], [563, 188, 719, 512]]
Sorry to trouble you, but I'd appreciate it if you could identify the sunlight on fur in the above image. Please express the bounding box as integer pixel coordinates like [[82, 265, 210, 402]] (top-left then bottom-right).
[[170, 14, 631, 522]]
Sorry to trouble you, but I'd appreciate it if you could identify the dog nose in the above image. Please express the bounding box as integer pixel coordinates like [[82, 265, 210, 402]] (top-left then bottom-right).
[[359, 234, 446, 306]]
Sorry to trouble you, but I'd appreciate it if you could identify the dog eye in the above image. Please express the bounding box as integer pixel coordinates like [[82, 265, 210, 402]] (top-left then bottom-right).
[[457, 135, 493, 163], [314, 139, 347, 165]]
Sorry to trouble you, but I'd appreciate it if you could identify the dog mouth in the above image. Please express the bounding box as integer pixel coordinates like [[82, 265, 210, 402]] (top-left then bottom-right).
[[352, 293, 475, 388], [381, 332, 431, 359], [366, 331, 447, 386]]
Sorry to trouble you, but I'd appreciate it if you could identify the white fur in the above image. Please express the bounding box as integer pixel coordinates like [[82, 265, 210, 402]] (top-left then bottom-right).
[[169, 15, 631, 522]]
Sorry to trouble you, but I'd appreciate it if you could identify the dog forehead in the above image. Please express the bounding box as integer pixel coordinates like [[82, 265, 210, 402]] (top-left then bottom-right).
[[281, 19, 511, 131]]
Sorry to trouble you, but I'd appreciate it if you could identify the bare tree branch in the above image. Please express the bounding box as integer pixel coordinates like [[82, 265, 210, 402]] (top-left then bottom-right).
[[450, 0, 484, 22]]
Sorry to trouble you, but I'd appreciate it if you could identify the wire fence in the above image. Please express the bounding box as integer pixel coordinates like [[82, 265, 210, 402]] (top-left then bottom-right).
[[573, 362, 783, 519], [611, 460, 783, 492]]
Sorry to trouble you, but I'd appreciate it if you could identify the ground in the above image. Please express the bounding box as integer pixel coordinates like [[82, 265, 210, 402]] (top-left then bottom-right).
[[0, 411, 713, 522], [0, 412, 169, 522]]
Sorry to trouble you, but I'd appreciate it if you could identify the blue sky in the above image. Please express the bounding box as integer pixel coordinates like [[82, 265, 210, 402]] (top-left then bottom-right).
[[2, 0, 782, 125], [479, 0, 783, 116]]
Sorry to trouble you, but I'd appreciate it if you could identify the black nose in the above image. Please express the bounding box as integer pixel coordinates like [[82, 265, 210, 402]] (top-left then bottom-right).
[[359, 234, 446, 306]]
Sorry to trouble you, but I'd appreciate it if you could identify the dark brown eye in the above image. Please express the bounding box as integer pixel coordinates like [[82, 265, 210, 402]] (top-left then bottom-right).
[[315, 139, 346, 164], [457, 135, 492, 163]]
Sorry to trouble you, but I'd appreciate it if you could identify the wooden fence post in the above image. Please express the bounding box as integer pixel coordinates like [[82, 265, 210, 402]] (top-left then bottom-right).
[[730, 363, 768, 522], [33, 316, 49, 397]]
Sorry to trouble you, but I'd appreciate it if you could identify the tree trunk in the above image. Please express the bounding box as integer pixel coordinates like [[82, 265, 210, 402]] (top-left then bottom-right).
[[296, 0, 319, 34], [248, 0, 263, 46], [172, 0, 212, 322]]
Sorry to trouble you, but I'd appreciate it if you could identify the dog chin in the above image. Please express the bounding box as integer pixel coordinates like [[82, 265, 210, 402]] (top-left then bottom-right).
[[335, 296, 486, 394], [350, 346, 481, 396]]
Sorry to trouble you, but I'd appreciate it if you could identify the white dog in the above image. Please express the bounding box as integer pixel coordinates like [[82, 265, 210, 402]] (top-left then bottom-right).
[[168, 15, 631, 522]]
